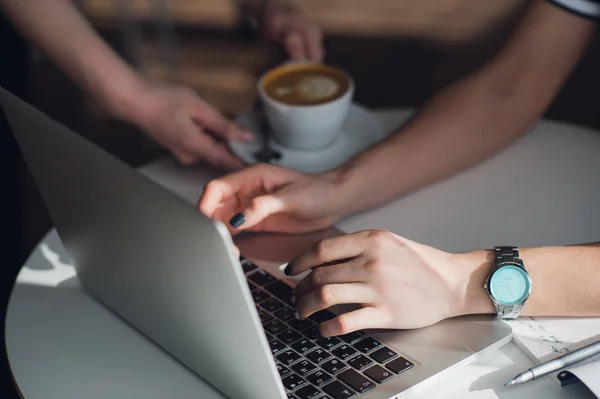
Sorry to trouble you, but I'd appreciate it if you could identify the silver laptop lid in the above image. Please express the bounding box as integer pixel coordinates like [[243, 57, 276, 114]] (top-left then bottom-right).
[[0, 87, 286, 399]]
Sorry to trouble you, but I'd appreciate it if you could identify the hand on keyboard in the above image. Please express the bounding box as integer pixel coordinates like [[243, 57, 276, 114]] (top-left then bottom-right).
[[285, 230, 493, 335]]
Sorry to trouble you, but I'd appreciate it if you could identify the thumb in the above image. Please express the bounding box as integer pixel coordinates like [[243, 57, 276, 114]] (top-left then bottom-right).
[[192, 101, 253, 142], [228, 194, 289, 231]]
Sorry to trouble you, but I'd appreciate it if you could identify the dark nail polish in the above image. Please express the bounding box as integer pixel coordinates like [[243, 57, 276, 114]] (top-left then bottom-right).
[[284, 263, 293, 276], [229, 213, 246, 228]]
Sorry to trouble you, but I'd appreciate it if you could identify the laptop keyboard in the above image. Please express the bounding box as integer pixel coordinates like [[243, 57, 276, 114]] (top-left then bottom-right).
[[240, 257, 415, 399]]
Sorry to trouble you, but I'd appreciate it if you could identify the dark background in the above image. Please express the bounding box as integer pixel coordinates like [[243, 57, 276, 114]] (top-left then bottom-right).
[[1, 1, 599, 397]]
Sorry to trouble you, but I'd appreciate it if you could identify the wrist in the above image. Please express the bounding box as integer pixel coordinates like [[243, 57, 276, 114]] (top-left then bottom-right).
[[451, 250, 496, 317], [98, 71, 150, 126], [321, 167, 362, 221]]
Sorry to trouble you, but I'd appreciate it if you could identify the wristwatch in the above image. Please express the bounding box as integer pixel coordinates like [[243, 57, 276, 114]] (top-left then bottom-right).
[[484, 246, 532, 320]]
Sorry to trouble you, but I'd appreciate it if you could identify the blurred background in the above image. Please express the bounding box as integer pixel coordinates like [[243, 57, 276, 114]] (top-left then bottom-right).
[[2, 0, 600, 273]]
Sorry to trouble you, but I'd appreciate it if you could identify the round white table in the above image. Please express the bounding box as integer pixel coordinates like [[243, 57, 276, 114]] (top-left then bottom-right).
[[6, 108, 600, 399]]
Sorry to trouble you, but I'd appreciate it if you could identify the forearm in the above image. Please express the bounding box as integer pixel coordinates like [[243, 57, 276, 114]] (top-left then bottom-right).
[[331, 72, 548, 216], [328, 1, 594, 218], [460, 243, 600, 317], [0, 0, 143, 120]]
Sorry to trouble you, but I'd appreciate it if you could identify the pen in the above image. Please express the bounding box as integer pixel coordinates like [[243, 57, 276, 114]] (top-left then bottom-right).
[[505, 339, 600, 386]]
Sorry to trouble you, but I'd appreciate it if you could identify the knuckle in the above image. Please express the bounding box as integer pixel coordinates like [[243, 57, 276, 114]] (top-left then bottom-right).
[[365, 258, 385, 275], [176, 153, 195, 166], [318, 285, 335, 307], [367, 229, 391, 248], [315, 239, 333, 261], [204, 180, 219, 193], [311, 267, 327, 286], [179, 138, 196, 154], [335, 314, 352, 335]]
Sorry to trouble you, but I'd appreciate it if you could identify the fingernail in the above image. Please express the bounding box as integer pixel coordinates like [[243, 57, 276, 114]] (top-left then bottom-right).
[[229, 213, 246, 228], [294, 309, 300, 320], [284, 263, 293, 276], [290, 294, 295, 304]]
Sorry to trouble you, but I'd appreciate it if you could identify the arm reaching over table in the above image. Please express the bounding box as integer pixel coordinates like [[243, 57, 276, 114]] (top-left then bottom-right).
[[0, 0, 323, 169], [198, 0, 596, 231], [327, 0, 596, 216], [285, 232, 600, 335]]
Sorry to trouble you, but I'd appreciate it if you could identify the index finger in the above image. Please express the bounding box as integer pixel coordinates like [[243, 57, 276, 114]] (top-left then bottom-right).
[[197, 165, 269, 216], [284, 233, 368, 276]]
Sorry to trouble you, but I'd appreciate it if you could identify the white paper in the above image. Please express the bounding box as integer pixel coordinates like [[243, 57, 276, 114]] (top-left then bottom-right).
[[507, 316, 600, 388]]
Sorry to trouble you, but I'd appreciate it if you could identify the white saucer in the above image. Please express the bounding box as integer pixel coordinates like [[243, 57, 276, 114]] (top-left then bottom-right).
[[229, 103, 387, 173]]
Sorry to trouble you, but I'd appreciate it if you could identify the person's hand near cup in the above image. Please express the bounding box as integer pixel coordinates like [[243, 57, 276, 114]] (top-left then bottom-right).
[[244, 0, 325, 63], [113, 1, 326, 170], [0, 0, 325, 171], [119, 78, 253, 169]]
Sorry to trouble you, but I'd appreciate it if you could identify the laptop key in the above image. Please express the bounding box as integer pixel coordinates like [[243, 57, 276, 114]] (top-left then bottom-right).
[[369, 347, 398, 364], [291, 338, 316, 354], [316, 337, 342, 350], [252, 289, 270, 303], [294, 384, 322, 399], [274, 307, 296, 322], [309, 310, 336, 324], [339, 331, 365, 344], [248, 281, 258, 292], [264, 319, 287, 334], [305, 348, 331, 364], [262, 297, 285, 312], [338, 369, 376, 394], [306, 370, 332, 386], [287, 318, 314, 331], [322, 380, 357, 399], [264, 280, 295, 305], [302, 325, 323, 340], [364, 365, 394, 383], [347, 354, 373, 371], [278, 329, 303, 345], [332, 344, 357, 360], [321, 358, 347, 374], [291, 359, 317, 376], [353, 337, 382, 354], [287, 393, 298, 399], [241, 260, 258, 274], [248, 270, 276, 286], [277, 350, 302, 366], [269, 339, 287, 355], [282, 373, 307, 391], [386, 357, 415, 374], [257, 309, 273, 323], [277, 363, 292, 377]]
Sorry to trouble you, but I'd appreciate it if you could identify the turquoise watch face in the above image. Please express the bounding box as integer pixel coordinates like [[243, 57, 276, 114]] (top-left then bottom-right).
[[489, 265, 531, 306]]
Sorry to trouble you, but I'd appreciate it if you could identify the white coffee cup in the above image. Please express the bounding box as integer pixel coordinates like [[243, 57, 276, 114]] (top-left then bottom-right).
[[257, 62, 354, 151]]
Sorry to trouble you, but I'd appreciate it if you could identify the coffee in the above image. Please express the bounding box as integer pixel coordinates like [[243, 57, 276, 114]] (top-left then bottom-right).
[[262, 64, 350, 106]]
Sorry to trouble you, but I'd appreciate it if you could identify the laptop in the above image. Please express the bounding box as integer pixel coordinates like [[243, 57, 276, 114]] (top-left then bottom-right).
[[0, 87, 512, 399]]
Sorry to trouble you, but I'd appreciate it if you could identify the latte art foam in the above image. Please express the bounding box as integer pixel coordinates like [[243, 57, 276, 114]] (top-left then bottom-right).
[[297, 75, 341, 100], [263, 64, 350, 106]]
